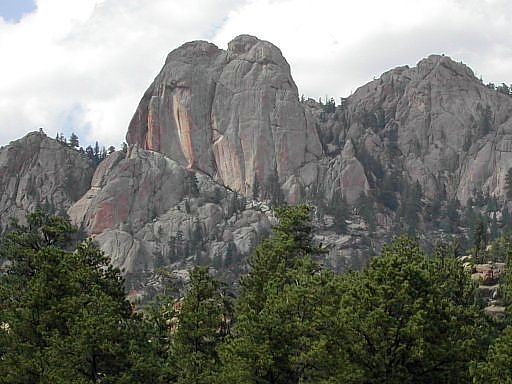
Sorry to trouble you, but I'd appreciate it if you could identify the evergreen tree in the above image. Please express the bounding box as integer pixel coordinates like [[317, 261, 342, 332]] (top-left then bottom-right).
[[474, 218, 487, 263], [336, 236, 490, 384], [172, 267, 232, 384], [472, 326, 512, 384], [94, 141, 100, 160], [252, 175, 260, 200], [0, 211, 157, 382], [330, 190, 350, 234], [69, 133, 79, 148], [379, 173, 399, 211], [479, 105, 493, 136], [357, 192, 376, 232], [264, 171, 284, 206], [400, 181, 423, 235], [506, 168, 512, 200], [85, 145, 94, 161], [219, 206, 352, 383]]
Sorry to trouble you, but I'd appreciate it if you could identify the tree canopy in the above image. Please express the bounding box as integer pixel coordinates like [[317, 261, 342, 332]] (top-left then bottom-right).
[[0, 206, 509, 383]]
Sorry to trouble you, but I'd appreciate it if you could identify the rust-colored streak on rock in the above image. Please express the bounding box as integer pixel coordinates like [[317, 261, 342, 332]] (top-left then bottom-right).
[[213, 135, 243, 192], [172, 94, 195, 168], [91, 193, 129, 235], [91, 200, 115, 234], [145, 97, 161, 152]]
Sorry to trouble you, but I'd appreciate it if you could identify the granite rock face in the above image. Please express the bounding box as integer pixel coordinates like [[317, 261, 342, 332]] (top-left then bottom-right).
[[5, 38, 512, 294], [127, 35, 323, 199], [69, 145, 271, 286], [313, 54, 512, 204], [127, 37, 512, 208], [81, 40, 512, 289], [0, 132, 95, 232]]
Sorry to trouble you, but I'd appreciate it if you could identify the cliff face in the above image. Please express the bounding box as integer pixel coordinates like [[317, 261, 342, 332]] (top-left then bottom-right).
[[4, 36, 512, 295], [127, 35, 324, 199], [127, 37, 512, 210], [69, 145, 271, 284], [314, 54, 512, 204], [82, 38, 512, 291], [0, 132, 95, 232]]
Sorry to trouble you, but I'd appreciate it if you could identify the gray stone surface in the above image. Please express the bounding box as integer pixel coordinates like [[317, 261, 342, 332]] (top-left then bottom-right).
[[0, 131, 95, 231], [127, 35, 323, 200], [5, 38, 512, 294], [312, 54, 512, 204], [69, 145, 271, 285]]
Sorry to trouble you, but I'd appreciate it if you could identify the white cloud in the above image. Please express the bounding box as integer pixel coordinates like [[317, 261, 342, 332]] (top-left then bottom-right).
[[0, 0, 511, 148], [213, 0, 512, 99], [0, 0, 245, 147]]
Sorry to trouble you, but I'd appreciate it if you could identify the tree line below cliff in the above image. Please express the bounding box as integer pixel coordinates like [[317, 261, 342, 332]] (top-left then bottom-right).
[[1, 206, 511, 383]]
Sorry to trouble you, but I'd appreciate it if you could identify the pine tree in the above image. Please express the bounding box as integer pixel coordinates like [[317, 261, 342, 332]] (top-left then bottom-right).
[[330, 190, 350, 234], [252, 175, 260, 200], [357, 192, 376, 232], [472, 326, 512, 383], [94, 141, 100, 161], [172, 267, 232, 384], [0, 211, 159, 382], [219, 206, 351, 383], [69, 133, 79, 148], [505, 168, 512, 200], [337, 236, 490, 384], [85, 145, 94, 161]]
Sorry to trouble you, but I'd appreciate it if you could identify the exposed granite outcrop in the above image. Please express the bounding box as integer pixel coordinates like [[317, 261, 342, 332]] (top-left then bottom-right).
[[5, 38, 512, 294], [0, 131, 95, 232], [69, 145, 271, 284], [127, 35, 323, 199], [313, 54, 512, 204]]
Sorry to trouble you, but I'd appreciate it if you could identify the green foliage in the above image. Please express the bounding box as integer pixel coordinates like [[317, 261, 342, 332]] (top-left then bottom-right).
[[356, 192, 376, 232], [472, 326, 512, 383], [479, 105, 493, 136], [69, 132, 79, 148], [172, 267, 233, 384], [264, 171, 284, 206], [322, 97, 336, 113], [496, 83, 512, 97], [399, 181, 423, 235], [219, 205, 350, 383], [337, 236, 489, 384], [2, 207, 511, 383], [0, 210, 161, 383], [184, 172, 200, 197], [379, 172, 400, 211], [252, 175, 260, 200], [500, 244, 512, 306], [506, 168, 512, 200], [330, 190, 350, 234]]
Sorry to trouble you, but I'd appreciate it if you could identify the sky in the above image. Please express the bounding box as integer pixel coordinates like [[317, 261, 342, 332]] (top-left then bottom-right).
[[0, 0, 511, 148]]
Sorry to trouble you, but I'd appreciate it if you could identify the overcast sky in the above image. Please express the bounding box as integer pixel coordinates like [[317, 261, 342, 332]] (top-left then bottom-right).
[[0, 0, 511, 148]]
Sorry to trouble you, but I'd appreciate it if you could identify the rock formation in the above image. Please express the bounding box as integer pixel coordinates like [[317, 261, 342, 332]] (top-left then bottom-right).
[[3, 36, 512, 296], [69, 144, 271, 289], [0, 131, 95, 232], [127, 35, 324, 200], [127, 36, 512, 211], [312, 54, 512, 204]]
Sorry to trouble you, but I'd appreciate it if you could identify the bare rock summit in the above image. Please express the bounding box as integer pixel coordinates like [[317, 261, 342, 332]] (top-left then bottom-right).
[[127, 35, 323, 199]]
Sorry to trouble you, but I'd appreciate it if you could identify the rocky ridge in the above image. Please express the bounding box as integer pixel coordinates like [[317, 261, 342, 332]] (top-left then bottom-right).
[[2, 36, 512, 295], [0, 132, 95, 231]]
